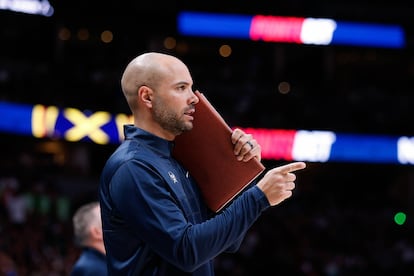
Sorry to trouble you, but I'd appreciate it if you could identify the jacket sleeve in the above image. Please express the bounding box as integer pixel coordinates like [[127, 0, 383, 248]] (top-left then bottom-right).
[[110, 160, 269, 272]]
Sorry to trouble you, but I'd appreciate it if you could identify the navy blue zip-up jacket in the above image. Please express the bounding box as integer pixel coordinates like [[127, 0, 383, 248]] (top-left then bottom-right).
[[70, 247, 107, 276], [99, 125, 270, 275]]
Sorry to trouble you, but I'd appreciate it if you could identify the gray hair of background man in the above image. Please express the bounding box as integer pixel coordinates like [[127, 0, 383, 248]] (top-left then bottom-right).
[[72, 201, 101, 247]]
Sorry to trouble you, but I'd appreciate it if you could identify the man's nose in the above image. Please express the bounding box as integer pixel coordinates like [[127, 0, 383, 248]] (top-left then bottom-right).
[[190, 90, 200, 105]]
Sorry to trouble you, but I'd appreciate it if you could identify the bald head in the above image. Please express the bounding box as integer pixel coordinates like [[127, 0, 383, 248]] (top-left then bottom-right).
[[121, 52, 188, 112]]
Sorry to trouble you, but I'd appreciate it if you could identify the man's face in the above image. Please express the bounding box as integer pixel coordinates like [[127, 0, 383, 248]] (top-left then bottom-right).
[[151, 64, 197, 136]]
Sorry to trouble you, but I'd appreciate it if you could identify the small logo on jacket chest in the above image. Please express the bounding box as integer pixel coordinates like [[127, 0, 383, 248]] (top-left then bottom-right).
[[168, 171, 178, 183]]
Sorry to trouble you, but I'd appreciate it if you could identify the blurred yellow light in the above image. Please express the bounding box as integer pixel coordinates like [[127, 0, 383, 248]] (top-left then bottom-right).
[[164, 37, 177, 49], [101, 30, 113, 43], [77, 28, 89, 41], [58, 27, 71, 41], [219, 44, 232, 57], [278, 81, 291, 94]]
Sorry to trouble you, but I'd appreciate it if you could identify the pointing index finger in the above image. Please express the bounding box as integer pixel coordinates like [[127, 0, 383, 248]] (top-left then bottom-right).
[[276, 162, 307, 174]]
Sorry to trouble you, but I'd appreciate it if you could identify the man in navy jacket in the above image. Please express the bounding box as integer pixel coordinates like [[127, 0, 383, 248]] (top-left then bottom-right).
[[71, 201, 107, 276], [99, 52, 306, 275]]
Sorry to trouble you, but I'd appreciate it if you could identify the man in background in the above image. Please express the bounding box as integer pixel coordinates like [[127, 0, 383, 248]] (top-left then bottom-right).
[[70, 201, 107, 276]]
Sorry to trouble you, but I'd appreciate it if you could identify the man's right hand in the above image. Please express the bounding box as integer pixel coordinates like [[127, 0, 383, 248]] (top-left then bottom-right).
[[256, 162, 306, 206]]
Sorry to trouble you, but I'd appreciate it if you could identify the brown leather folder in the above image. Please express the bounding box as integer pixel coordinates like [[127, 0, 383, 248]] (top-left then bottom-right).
[[172, 91, 265, 212]]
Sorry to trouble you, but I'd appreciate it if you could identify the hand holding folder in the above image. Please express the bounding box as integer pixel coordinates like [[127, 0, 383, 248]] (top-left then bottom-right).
[[172, 91, 265, 212]]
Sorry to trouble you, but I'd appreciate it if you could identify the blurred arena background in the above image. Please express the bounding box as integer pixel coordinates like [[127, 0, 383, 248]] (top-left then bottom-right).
[[1, 0, 414, 275]]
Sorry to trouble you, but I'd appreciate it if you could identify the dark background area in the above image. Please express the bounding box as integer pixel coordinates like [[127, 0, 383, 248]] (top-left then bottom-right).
[[2, 0, 414, 135], [1, 1, 414, 275]]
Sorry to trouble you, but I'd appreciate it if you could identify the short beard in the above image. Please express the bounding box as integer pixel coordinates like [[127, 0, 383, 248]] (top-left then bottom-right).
[[152, 101, 192, 136]]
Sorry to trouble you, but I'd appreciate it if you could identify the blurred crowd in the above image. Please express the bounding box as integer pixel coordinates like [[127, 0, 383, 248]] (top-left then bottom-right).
[[0, 174, 77, 275]]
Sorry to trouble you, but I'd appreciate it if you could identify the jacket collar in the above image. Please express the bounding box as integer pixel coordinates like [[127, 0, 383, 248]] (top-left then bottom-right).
[[123, 124, 174, 157]]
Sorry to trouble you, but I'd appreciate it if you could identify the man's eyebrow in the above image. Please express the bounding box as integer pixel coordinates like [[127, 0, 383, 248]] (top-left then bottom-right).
[[174, 81, 191, 86]]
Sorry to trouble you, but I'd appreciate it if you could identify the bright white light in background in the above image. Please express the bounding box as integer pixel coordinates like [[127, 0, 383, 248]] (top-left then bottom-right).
[[0, 0, 54, 17], [300, 18, 337, 45], [397, 136, 414, 164], [292, 130, 336, 162]]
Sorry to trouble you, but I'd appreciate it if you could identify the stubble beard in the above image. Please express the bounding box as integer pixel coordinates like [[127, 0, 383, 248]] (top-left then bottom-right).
[[152, 102, 193, 136]]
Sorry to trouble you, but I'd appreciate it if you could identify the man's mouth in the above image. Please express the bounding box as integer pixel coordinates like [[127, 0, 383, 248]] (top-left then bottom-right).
[[184, 108, 195, 117]]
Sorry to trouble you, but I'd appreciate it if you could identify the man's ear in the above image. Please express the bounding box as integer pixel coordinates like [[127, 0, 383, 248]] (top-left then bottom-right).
[[90, 225, 103, 240], [138, 85, 153, 108]]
